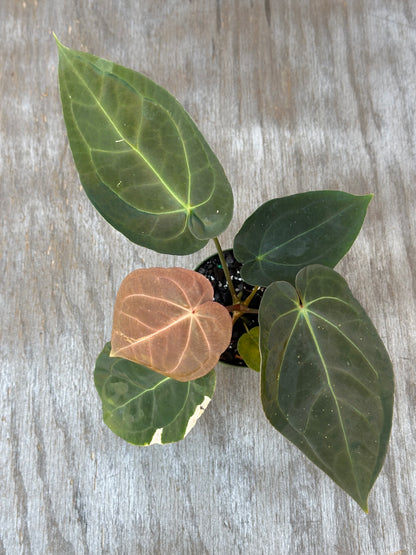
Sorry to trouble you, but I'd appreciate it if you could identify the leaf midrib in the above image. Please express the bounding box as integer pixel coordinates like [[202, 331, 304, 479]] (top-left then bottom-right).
[[257, 205, 353, 262], [265, 309, 340, 482], [302, 308, 361, 498], [61, 48, 190, 211], [115, 311, 194, 354], [108, 375, 171, 414], [269, 296, 362, 498]]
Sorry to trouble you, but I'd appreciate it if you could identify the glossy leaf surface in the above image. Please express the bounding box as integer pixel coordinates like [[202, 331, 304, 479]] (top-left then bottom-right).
[[111, 268, 232, 381], [259, 265, 393, 510], [95, 343, 216, 445], [234, 191, 372, 286], [56, 39, 233, 254], [237, 326, 261, 372]]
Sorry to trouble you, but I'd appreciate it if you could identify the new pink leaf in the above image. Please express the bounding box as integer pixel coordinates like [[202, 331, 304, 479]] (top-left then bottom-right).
[[110, 268, 232, 381]]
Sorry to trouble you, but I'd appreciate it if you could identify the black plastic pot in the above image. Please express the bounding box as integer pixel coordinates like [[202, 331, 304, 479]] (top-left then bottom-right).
[[195, 249, 264, 367]]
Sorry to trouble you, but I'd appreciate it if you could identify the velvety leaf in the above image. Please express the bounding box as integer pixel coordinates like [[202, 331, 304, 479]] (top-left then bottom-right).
[[56, 39, 233, 255], [234, 191, 372, 286], [95, 343, 216, 445], [237, 326, 261, 372], [111, 268, 232, 381], [259, 265, 394, 510]]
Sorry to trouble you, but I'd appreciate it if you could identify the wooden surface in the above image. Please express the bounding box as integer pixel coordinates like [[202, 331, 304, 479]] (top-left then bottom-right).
[[1, 1, 415, 553]]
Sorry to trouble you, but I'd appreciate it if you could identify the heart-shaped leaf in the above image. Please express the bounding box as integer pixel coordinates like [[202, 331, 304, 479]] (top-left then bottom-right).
[[237, 326, 261, 372], [56, 39, 233, 255], [234, 191, 372, 286], [259, 265, 394, 510], [111, 268, 232, 381], [95, 343, 216, 445]]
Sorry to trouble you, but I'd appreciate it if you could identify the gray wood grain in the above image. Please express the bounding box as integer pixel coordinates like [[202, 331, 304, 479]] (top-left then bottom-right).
[[1, 0, 415, 553]]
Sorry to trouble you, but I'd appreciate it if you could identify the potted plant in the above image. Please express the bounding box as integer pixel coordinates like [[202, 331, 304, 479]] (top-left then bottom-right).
[[55, 37, 394, 512]]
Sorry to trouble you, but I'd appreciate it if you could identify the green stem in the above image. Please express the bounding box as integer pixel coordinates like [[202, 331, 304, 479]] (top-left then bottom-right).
[[243, 285, 260, 307], [213, 237, 239, 305], [242, 320, 250, 334]]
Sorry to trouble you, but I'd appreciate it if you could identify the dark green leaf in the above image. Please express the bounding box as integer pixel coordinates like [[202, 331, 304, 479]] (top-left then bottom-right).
[[95, 343, 216, 445], [237, 326, 261, 372], [234, 191, 372, 286], [56, 39, 233, 254], [259, 265, 393, 510]]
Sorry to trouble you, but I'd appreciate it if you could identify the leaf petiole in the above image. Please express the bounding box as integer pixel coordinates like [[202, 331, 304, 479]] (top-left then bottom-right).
[[242, 285, 260, 307], [225, 304, 259, 314], [213, 237, 239, 305]]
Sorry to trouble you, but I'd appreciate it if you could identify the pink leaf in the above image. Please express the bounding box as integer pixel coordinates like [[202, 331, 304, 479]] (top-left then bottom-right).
[[110, 268, 232, 381]]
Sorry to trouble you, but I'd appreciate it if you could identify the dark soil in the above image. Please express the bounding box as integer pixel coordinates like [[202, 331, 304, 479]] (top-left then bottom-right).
[[196, 249, 264, 367]]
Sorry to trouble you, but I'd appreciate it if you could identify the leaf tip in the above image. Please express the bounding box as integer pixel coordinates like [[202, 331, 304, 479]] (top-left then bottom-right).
[[53, 34, 69, 55], [53, 32, 62, 46]]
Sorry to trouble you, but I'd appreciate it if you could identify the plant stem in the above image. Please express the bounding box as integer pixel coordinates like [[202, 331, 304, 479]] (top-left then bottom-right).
[[226, 304, 259, 314], [213, 237, 239, 305], [242, 285, 260, 307]]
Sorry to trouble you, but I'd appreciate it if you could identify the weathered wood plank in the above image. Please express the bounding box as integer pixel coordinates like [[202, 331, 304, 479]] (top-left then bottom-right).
[[1, 0, 415, 553]]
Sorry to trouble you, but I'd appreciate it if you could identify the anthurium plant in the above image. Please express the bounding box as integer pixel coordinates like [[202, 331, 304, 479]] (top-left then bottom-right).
[[56, 38, 394, 511]]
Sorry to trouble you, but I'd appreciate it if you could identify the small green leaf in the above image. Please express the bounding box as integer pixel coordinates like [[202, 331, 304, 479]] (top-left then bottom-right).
[[56, 39, 233, 254], [95, 343, 216, 445], [234, 191, 372, 286], [259, 265, 394, 510], [237, 326, 261, 372]]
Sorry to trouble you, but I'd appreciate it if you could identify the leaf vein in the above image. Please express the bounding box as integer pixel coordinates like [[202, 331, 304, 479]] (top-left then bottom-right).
[[258, 205, 353, 260], [303, 310, 361, 496], [63, 52, 188, 210], [107, 377, 170, 414], [307, 309, 379, 378]]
